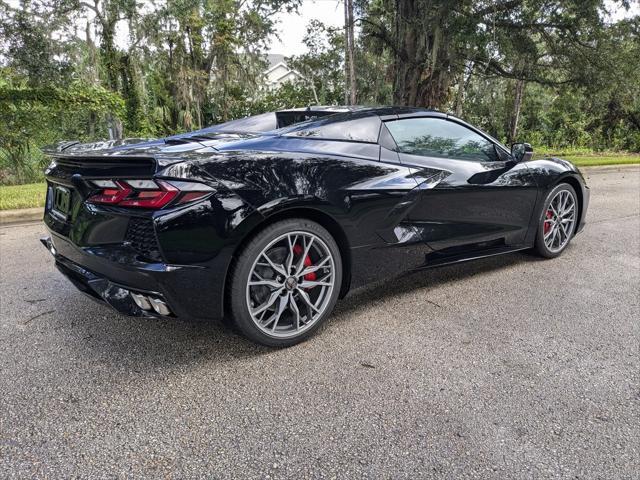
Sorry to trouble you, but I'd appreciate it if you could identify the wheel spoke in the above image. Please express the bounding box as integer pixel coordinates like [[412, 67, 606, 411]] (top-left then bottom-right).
[[299, 280, 333, 289], [294, 235, 314, 275], [296, 288, 321, 314], [285, 234, 298, 273], [298, 256, 331, 277], [260, 252, 287, 277], [251, 288, 283, 316], [550, 226, 560, 248], [264, 294, 289, 331], [299, 273, 333, 289], [557, 222, 565, 241], [559, 191, 568, 214], [561, 206, 575, 219], [290, 294, 301, 330], [544, 223, 556, 240], [559, 219, 571, 238], [248, 279, 282, 289], [249, 271, 282, 289]]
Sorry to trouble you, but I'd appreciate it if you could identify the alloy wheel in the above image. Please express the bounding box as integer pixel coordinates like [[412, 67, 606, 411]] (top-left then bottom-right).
[[245, 231, 336, 338], [543, 189, 577, 253]]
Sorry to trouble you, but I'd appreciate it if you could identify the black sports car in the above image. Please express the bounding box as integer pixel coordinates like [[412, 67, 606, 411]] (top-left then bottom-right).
[[41, 107, 589, 346]]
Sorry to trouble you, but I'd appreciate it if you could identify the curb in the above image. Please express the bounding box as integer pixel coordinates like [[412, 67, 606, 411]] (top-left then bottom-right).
[[580, 164, 640, 174], [0, 207, 43, 226]]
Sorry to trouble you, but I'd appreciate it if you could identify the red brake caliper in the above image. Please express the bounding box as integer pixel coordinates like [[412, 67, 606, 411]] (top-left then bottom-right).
[[544, 209, 554, 234], [293, 244, 316, 282]]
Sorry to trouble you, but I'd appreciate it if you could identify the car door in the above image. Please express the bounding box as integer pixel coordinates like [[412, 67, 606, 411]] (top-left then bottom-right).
[[384, 115, 538, 252]]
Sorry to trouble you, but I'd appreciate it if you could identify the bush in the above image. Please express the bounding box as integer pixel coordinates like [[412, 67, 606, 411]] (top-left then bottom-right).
[[0, 146, 47, 185]]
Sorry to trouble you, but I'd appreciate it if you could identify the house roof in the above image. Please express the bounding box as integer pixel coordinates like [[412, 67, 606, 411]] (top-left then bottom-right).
[[266, 53, 286, 69]]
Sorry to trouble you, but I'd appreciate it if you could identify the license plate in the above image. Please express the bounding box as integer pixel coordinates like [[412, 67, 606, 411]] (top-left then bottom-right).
[[51, 185, 71, 218]]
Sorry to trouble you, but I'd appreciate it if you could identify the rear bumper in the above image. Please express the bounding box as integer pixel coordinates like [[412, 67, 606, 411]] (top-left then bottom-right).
[[42, 233, 222, 320]]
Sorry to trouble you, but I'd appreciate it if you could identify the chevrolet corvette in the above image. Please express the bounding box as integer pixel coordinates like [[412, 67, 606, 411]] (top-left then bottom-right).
[[41, 107, 589, 346]]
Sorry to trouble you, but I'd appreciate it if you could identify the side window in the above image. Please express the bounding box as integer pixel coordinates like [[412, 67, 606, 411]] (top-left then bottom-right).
[[385, 118, 499, 162]]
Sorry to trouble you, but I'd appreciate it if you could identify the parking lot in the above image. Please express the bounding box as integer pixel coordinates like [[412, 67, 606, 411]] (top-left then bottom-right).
[[1, 167, 638, 478]]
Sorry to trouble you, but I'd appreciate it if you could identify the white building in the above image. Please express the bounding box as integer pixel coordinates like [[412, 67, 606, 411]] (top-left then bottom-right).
[[264, 54, 304, 90]]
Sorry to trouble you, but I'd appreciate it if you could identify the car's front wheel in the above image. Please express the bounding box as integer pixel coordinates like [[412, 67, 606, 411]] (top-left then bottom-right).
[[228, 218, 342, 347], [534, 183, 578, 258]]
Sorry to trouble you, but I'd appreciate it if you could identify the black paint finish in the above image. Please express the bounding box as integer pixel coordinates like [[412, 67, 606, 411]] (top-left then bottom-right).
[[41, 107, 590, 321]]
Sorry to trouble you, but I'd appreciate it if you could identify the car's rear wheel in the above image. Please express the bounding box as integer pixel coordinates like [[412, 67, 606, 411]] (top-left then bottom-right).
[[228, 219, 342, 347], [534, 183, 578, 258]]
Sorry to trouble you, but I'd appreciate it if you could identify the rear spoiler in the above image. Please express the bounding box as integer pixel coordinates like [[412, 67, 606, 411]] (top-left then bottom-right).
[[41, 141, 81, 155]]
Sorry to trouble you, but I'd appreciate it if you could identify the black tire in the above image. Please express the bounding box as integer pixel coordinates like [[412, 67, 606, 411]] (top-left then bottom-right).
[[533, 183, 578, 258], [228, 218, 342, 347]]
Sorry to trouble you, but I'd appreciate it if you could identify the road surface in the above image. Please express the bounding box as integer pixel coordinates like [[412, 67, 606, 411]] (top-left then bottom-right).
[[1, 167, 638, 479]]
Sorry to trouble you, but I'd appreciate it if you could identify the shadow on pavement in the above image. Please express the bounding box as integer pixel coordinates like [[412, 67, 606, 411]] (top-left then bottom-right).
[[48, 250, 543, 369], [334, 250, 542, 319]]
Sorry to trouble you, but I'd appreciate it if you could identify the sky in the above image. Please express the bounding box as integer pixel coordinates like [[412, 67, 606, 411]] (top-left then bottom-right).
[[268, 0, 344, 55]]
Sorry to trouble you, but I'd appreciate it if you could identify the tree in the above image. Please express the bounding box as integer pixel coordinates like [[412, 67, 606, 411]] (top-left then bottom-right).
[[288, 20, 346, 106], [361, 0, 633, 110]]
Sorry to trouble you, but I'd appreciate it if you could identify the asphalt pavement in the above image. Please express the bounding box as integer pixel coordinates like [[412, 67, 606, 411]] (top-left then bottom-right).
[[1, 167, 639, 479]]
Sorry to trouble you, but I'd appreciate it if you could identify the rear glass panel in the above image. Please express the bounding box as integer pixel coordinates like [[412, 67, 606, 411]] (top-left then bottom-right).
[[205, 110, 342, 133], [212, 112, 278, 133], [278, 112, 381, 143]]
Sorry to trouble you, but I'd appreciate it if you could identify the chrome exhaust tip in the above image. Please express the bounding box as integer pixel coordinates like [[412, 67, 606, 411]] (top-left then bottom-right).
[[130, 292, 172, 316], [149, 297, 171, 316], [131, 293, 152, 310]]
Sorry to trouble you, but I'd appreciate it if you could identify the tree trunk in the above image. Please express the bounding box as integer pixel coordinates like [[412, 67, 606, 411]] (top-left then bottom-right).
[[392, 0, 459, 109], [343, 0, 350, 104], [85, 22, 97, 138], [347, 0, 357, 105], [107, 114, 123, 140], [95, 2, 123, 139], [508, 78, 526, 144], [454, 62, 474, 117], [453, 73, 465, 117]]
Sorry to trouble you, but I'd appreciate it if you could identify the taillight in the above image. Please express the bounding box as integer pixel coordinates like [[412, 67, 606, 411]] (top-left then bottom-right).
[[87, 179, 213, 209]]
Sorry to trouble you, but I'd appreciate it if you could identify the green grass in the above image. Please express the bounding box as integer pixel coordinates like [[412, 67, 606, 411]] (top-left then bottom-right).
[[0, 183, 47, 210], [533, 151, 640, 167], [562, 154, 640, 167], [0, 152, 638, 210]]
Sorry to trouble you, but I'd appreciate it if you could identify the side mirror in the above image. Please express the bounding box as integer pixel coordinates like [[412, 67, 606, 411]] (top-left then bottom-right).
[[511, 142, 533, 163]]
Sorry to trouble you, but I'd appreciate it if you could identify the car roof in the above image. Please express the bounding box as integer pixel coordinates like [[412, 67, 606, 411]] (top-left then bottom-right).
[[167, 106, 508, 153], [264, 106, 446, 140], [207, 106, 508, 154], [169, 106, 438, 139]]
